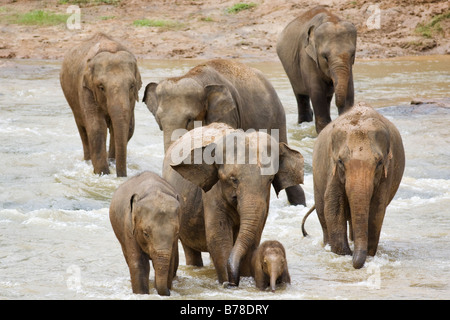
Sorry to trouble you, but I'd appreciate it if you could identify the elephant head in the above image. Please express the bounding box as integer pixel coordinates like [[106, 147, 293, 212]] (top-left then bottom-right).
[[168, 123, 303, 286], [130, 190, 180, 296], [143, 78, 238, 152], [83, 50, 142, 177], [305, 19, 356, 111], [331, 115, 393, 269]]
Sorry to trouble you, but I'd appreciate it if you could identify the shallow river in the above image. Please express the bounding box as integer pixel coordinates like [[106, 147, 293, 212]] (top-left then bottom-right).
[[0, 56, 449, 300]]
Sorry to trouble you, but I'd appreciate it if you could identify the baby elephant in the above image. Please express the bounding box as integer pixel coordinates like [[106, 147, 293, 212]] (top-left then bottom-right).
[[251, 241, 291, 292], [109, 171, 181, 296]]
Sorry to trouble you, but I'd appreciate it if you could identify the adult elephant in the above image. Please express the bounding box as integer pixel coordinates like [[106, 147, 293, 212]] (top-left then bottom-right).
[[277, 6, 357, 133], [303, 102, 405, 269], [143, 59, 306, 206], [60, 33, 142, 177], [164, 123, 304, 286]]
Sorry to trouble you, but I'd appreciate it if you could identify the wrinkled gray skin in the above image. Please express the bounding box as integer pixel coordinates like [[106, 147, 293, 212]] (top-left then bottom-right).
[[277, 6, 357, 133], [60, 33, 142, 177], [110, 171, 180, 296], [311, 103, 405, 269], [143, 59, 306, 206], [251, 240, 291, 292], [164, 123, 304, 287]]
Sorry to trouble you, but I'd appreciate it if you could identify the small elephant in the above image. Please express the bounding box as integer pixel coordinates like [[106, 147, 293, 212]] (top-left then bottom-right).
[[277, 6, 357, 133], [251, 240, 291, 292], [303, 102, 405, 269], [143, 58, 306, 206], [109, 171, 180, 295], [60, 33, 142, 177], [164, 123, 304, 287]]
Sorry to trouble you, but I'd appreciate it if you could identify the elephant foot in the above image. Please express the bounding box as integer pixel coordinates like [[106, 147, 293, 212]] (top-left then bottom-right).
[[298, 110, 313, 124]]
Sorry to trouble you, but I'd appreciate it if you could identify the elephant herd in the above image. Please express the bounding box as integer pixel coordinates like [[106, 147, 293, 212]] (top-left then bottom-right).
[[60, 6, 405, 296]]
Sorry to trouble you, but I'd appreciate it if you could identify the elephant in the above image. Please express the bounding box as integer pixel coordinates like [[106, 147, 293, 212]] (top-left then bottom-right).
[[109, 171, 180, 295], [163, 122, 304, 287], [302, 102, 405, 269], [277, 6, 357, 133], [143, 58, 306, 206], [251, 240, 290, 292], [60, 33, 142, 177]]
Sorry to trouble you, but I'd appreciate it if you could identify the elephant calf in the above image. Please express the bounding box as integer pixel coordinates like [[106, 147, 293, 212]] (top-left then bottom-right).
[[251, 240, 291, 292], [277, 6, 357, 133], [109, 171, 181, 296], [304, 102, 405, 269], [60, 33, 142, 177]]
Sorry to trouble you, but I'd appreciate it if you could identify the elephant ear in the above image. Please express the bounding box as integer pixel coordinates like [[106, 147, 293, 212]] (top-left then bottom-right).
[[134, 64, 142, 102], [305, 25, 318, 67], [170, 146, 219, 192], [129, 193, 139, 235], [204, 84, 238, 125], [142, 82, 162, 130], [168, 123, 234, 192], [272, 143, 304, 196]]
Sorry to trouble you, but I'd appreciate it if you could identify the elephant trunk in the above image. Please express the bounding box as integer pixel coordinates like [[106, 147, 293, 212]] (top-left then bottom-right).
[[270, 270, 278, 293], [330, 62, 351, 112], [109, 94, 132, 177], [228, 200, 267, 287], [153, 251, 172, 296], [346, 160, 374, 269]]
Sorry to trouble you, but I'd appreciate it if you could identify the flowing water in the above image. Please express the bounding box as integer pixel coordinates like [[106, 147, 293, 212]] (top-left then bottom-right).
[[0, 56, 449, 300]]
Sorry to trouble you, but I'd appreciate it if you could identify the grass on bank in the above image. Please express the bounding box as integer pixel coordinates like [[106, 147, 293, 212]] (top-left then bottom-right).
[[415, 11, 450, 38], [132, 19, 184, 30], [58, 0, 121, 5], [227, 2, 257, 14], [1, 9, 69, 26]]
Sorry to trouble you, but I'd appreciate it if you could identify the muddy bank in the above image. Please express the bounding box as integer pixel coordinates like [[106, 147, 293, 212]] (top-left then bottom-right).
[[0, 0, 449, 60]]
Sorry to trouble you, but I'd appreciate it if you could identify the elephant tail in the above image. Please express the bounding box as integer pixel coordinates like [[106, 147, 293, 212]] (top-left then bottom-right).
[[301, 204, 316, 237]]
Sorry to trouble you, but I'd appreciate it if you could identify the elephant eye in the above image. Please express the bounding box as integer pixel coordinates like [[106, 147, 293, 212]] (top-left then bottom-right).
[[143, 231, 150, 238], [230, 176, 239, 185], [98, 84, 105, 92], [376, 159, 383, 168]]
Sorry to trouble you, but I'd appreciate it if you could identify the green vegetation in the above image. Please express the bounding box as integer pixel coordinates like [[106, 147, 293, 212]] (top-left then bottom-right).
[[100, 16, 115, 20], [132, 19, 184, 30], [58, 0, 121, 5], [227, 2, 257, 14], [1, 10, 69, 26], [415, 11, 450, 38]]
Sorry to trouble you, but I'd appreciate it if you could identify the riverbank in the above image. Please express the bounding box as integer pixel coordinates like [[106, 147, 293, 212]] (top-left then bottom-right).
[[0, 0, 449, 60]]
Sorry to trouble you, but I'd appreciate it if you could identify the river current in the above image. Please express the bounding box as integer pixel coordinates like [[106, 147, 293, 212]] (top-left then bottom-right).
[[0, 56, 449, 299]]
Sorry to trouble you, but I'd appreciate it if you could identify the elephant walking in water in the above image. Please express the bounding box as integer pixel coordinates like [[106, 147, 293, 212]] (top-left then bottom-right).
[[143, 58, 306, 206], [303, 102, 405, 269], [277, 6, 357, 133], [164, 123, 304, 287], [60, 33, 142, 177]]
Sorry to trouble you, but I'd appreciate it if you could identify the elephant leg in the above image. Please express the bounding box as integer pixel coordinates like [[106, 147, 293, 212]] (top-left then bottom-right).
[[310, 92, 332, 134], [126, 252, 150, 294], [205, 211, 234, 284], [74, 120, 90, 161], [86, 117, 110, 175], [296, 94, 313, 124], [314, 192, 328, 245], [285, 185, 306, 206], [367, 192, 388, 256], [181, 242, 203, 267], [324, 187, 351, 255], [108, 123, 115, 161]]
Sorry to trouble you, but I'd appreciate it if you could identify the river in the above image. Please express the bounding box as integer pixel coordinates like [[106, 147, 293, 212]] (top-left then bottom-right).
[[0, 55, 449, 300]]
